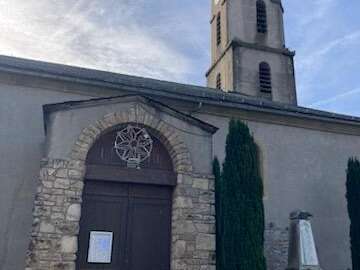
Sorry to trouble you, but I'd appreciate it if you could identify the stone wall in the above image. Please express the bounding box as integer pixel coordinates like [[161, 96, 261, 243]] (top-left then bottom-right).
[[264, 224, 289, 270], [26, 158, 84, 270], [172, 173, 216, 270]]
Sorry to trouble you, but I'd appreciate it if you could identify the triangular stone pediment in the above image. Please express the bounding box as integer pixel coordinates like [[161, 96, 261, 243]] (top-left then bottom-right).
[[44, 94, 217, 134]]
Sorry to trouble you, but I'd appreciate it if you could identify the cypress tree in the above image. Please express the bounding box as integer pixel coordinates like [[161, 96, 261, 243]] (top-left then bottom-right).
[[346, 158, 360, 270], [221, 119, 266, 270]]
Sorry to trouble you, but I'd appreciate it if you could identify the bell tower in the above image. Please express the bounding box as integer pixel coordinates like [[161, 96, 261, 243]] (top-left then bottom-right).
[[206, 0, 297, 105]]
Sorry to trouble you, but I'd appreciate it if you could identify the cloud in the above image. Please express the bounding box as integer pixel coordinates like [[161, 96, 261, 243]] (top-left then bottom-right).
[[298, 31, 360, 68], [284, 0, 360, 115], [311, 87, 360, 107], [296, 0, 336, 26], [0, 0, 359, 116], [0, 0, 193, 82]]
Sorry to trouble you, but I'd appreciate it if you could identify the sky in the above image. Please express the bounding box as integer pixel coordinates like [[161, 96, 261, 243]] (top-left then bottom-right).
[[0, 0, 359, 116]]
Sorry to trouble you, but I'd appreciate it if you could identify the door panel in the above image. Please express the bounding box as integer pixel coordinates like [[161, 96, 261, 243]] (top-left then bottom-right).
[[76, 181, 172, 270], [77, 182, 129, 269], [127, 197, 171, 270]]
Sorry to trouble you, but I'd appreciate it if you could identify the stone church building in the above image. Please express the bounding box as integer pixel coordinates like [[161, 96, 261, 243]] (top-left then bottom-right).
[[0, 0, 359, 270]]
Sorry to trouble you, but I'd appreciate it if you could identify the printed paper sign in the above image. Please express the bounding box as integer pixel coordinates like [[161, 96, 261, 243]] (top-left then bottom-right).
[[87, 231, 113, 263]]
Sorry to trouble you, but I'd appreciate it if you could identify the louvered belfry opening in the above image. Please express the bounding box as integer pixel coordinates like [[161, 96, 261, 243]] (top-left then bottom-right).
[[216, 13, 221, 46], [259, 62, 272, 93], [257, 0, 267, 33], [216, 73, 222, 90]]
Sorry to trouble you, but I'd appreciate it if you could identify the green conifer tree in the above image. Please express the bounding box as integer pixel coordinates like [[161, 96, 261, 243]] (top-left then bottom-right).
[[221, 119, 266, 270], [346, 158, 360, 270]]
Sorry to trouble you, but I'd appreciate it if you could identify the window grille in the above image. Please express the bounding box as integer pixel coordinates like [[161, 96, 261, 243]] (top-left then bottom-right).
[[257, 0, 267, 33], [216, 73, 222, 89], [259, 62, 272, 93], [216, 13, 221, 46]]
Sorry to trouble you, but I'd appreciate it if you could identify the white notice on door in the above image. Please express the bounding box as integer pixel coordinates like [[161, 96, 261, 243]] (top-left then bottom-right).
[[87, 231, 113, 263]]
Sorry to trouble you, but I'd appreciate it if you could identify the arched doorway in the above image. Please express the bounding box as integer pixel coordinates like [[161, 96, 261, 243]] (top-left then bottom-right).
[[76, 124, 176, 270]]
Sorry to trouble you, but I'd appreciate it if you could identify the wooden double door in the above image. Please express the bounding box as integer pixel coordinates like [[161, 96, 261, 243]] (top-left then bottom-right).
[[76, 180, 172, 270]]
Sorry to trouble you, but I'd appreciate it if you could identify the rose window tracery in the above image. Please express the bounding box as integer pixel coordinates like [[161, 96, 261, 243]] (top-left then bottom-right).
[[114, 125, 153, 168]]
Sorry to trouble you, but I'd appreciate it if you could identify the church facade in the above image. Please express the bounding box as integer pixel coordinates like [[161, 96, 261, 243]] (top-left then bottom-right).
[[0, 1, 359, 270]]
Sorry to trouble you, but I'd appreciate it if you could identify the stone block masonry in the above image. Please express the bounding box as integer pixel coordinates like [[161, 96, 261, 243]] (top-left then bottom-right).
[[26, 159, 85, 270], [264, 223, 289, 270]]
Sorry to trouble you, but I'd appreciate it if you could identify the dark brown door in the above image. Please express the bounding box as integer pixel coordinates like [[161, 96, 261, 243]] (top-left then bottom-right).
[[76, 180, 172, 270]]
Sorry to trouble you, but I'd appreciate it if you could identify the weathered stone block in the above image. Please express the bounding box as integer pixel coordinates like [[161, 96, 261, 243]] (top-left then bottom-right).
[[61, 236, 77, 253], [54, 179, 70, 189], [200, 266, 216, 270], [208, 179, 215, 191], [174, 220, 196, 234], [78, 133, 93, 144], [68, 160, 84, 169], [51, 213, 65, 220], [56, 169, 68, 178], [174, 196, 193, 208], [39, 222, 55, 233], [196, 234, 215, 251], [193, 178, 209, 190], [71, 180, 84, 190], [43, 181, 53, 188], [57, 222, 79, 235], [173, 240, 186, 258], [68, 169, 83, 180], [198, 191, 215, 204], [66, 204, 81, 221], [195, 223, 215, 234], [53, 261, 76, 270]]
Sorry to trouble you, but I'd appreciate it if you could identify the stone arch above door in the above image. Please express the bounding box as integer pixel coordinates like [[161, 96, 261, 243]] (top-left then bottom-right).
[[26, 96, 217, 270], [69, 103, 193, 175]]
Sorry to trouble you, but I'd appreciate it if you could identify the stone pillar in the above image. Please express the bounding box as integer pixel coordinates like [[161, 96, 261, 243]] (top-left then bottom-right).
[[26, 158, 85, 270], [287, 211, 322, 270], [172, 173, 216, 270]]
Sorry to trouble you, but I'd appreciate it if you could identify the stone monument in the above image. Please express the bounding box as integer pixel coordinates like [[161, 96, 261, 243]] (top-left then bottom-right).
[[287, 211, 322, 270]]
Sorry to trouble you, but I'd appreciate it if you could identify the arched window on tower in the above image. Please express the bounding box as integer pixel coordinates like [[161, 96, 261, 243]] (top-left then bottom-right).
[[216, 73, 222, 90], [259, 62, 272, 94], [256, 0, 267, 33], [216, 13, 221, 46]]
